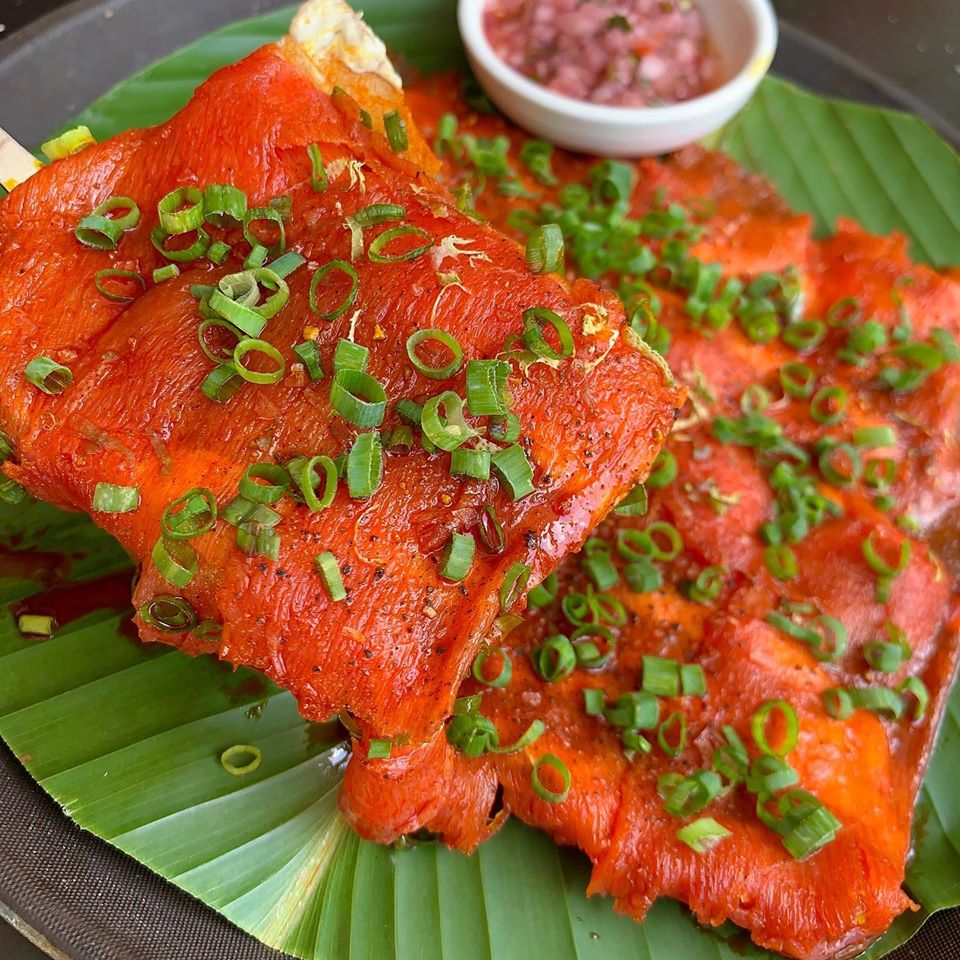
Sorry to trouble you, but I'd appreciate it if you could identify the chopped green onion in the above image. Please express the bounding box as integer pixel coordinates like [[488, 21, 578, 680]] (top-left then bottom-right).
[[500, 561, 531, 612], [310, 260, 359, 320], [203, 184, 247, 227], [315, 551, 347, 601], [368, 225, 433, 263], [712, 726, 749, 785], [289, 455, 338, 511], [746, 755, 798, 797], [781, 801, 841, 860], [92, 482, 140, 514], [780, 362, 815, 398], [680, 664, 707, 696], [862, 530, 910, 602], [367, 738, 392, 759], [267, 251, 306, 279], [783, 319, 825, 351], [614, 483, 648, 517], [153, 264, 180, 284], [643, 656, 680, 697], [244, 245, 268, 270], [818, 442, 862, 488], [450, 448, 491, 480], [864, 638, 906, 673], [848, 685, 905, 719], [677, 817, 731, 854], [657, 711, 687, 757], [582, 551, 619, 592], [333, 339, 369, 373], [854, 426, 897, 448], [583, 688, 606, 716], [243, 206, 285, 257], [346, 431, 383, 499], [810, 385, 847, 425], [157, 186, 204, 234], [526, 224, 564, 274], [406, 329, 464, 380], [466, 359, 511, 416], [94, 268, 145, 302], [823, 687, 853, 720], [234, 338, 285, 385], [479, 505, 506, 554], [897, 676, 929, 721], [865, 458, 897, 490], [24, 356, 72, 395], [161, 488, 217, 540], [528, 572, 558, 609], [519, 139, 558, 185], [40, 125, 95, 160], [473, 646, 511, 688], [647, 450, 677, 489], [207, 240, 231, 265], [521, 307, 574, 361], [139, 594, 197, 633], [764, 544, 797, 581], [440, 531, 475, 582], [421, 391, 477, 451], [660, 770, 722, 817], [293, 341, 324, 381], [384, 110, 408, 152], [532, 634, 577, 682], [740, 384, 771, 415], [604, 691, 659, 729], [751, 699, 799, 757], [239, 463, 289, 504], [307, 143, 328, 191], [75, 196, 140, 250], [201, 362, 244, 403], [624, 558, 662, 593], [151, 224, 211, 262], [330, 369, 387, 426], [151, 536, 198, 588], [489, 413, 521, 443], [531, 754, 571, 804], [0, 477, 29, 506], [689, 566, 724, 604], [353, 203, 406, 227], [220, 744, 262, 776], [491, 444, 535, 501], [446, 712, 498, 757], [17, 614, 55, 637]]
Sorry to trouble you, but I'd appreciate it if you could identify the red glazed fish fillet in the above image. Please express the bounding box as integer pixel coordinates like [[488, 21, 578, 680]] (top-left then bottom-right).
[[338, 77, 960, 960], [0, 7, 679, 762]]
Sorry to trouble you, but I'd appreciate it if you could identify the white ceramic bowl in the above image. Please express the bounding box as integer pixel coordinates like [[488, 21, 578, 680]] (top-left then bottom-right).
[[457, 0, 778, 157]]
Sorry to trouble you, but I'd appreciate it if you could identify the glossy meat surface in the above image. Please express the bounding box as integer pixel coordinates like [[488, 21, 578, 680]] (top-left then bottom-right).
[[0, 45, 679, 753], [339, 75, 960, 960]]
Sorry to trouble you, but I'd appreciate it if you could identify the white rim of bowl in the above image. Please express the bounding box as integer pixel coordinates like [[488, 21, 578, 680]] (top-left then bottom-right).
[[457, 0, 779, 124]]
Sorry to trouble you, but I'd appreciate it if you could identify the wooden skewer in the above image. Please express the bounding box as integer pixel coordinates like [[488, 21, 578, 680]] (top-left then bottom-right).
[[0, 125, 43, 192]]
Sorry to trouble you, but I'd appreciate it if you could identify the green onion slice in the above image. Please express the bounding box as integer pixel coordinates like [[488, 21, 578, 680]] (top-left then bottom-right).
[[751, 699, 799, 757], [140, 594, 197, 633], [526, 224, 564, 274], [151, 536, 199, 588], [293, 341, 324, 381], [161, 488, 217, 540], [532, 634, 577, 682], [290, 455, 338, 511], [897, 676, 929, 721], [307, 143, 327, 191], [406, 329, 464, 380], [25, 356, 73, 395], [315, 551, 347, 601], [657, 711, 687, 757], [75, 196, 140, 250], [384, 110, 408, 153], [346, 431, 383, 499], [220, 744, 262, 776], [158, 186, 204, 234], [92, 482, 140, 513], [243, 206, 285, 257], [153, 264, 180, 284], [421, 391, 477, 451], [531, 754, 571, 804], [521, 307, 574, 361], [643, 655, 680, 697], [234, 338, 285, 385], [491, 444, 535, 501], [368, 225, 433, 263], [310, 260, 359, 320], [780, 362, 815, 398], [239, 463, 290, 504], [203, 184, 247, 227], [330, 369, 387, 426], [440, 531, 475, 582], [479, 505, 506, 554], [94, 268, 145, 303], [472, 646, 512, 688], [450, 448, 491, 480], [500, 561, 531, 613], [810, 385, 847, 425], [677, 817, 731, 854], [466, 359, 511, 416], [201, 362, 245, 403], [151, 224, 210, 263]]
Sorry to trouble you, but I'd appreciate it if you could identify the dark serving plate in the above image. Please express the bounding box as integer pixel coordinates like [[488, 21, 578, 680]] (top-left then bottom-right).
[[0, 2, 958, 958]]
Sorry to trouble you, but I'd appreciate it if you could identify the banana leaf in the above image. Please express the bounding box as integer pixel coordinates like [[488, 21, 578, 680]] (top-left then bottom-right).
[[1, 4, 959, 959]]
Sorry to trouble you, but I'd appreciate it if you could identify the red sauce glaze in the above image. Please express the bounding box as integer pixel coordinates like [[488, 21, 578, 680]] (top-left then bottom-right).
[[340, 73, 960, 960], [0, 43, 679, 789]]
